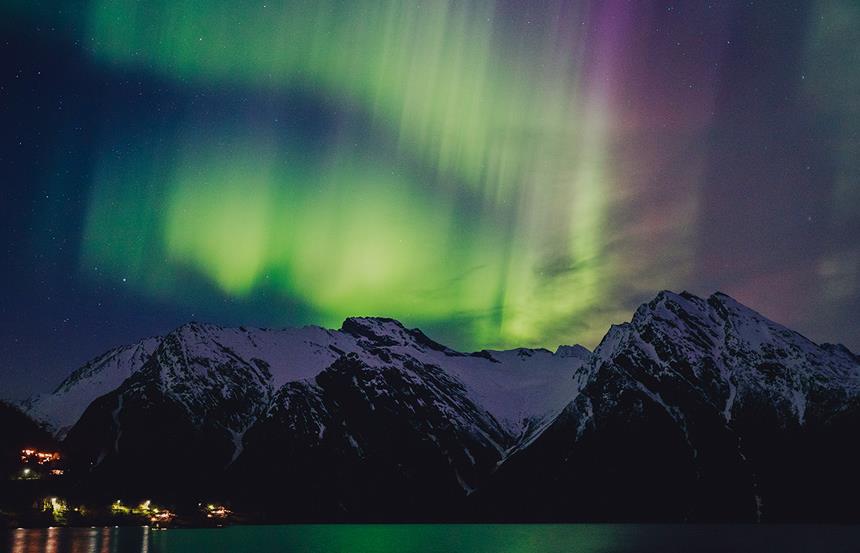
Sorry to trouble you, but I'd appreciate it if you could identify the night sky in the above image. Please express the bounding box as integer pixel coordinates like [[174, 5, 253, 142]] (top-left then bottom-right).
[[1, 1, 858, 400]]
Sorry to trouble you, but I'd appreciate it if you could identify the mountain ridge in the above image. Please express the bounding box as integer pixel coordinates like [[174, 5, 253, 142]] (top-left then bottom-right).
[[24, 315, 591, 441], [476, 289, 860, 522], [14, 290, 860, 521]]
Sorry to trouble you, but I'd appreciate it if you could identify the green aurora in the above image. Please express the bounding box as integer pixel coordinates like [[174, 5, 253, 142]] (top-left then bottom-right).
[[5, 0, 858, 364], [79, 0, 619, 348]]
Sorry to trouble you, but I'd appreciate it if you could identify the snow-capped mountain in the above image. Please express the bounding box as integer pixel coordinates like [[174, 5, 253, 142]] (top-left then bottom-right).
[[479, 291, 860, 522], [52, 316, 589, 511], [19, 290, 860, 521], [590, 290, 860, 424], [28, 318, 589, 445]]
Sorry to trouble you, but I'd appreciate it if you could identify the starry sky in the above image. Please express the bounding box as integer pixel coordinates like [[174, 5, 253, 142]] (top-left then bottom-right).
[[1, 1, 858, 400]]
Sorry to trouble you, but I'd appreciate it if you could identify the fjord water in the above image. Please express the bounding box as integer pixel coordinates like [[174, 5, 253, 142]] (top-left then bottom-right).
[[5, 524, 860, 553]]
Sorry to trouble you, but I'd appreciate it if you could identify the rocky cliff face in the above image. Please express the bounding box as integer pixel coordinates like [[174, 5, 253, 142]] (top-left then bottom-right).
[[231, 351, 511, 520]]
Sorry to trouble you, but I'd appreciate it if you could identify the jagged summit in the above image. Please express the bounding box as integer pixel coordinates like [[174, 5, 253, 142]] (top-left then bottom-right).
[[340, 316, 454, 354], [593, 289, 860, 422], [173, 320, 222, 332], [341, 315, 406, 332], [554, 344, 591, 359]]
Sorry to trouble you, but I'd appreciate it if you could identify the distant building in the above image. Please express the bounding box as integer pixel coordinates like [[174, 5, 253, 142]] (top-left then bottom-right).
[[20, 448, 60, 464], [19, 448, 65, 479], [203, 503, 232, 520]]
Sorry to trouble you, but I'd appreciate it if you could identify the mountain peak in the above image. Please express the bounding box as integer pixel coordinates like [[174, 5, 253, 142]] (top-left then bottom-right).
[[172, 320, 225, 336], [707, 290, 747, 308], [555, 344, 591, 359], [341, 316, 407, 332], [588, 289, 860, 427], [340, 316, 454, 353], [340, 316, 408, 342], [634, 289, 778, 332], [658, 288, 693, 299], [631, 289, 711, 328]]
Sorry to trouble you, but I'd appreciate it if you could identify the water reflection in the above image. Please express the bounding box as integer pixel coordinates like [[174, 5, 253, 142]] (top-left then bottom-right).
[[68, 528, 96, 553], [45, 527, 58, 553], [4, 524, 860, 553], [7, 527, 149, 553], [98, 527, 109, 553], [140, 526, 149, 553]]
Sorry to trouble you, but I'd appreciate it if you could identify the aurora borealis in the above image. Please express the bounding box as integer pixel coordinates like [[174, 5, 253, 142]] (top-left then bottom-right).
[[2, 1, 859, 398], [79, 0, 619, 350]]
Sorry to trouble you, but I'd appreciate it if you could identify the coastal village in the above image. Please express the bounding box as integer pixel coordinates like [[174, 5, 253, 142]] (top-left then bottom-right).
[[2, 447, 233, 528]]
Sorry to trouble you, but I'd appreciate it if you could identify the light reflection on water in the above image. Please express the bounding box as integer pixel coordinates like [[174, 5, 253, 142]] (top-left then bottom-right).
[[4, 524, 860, 553], [9, 526, 150, 553]]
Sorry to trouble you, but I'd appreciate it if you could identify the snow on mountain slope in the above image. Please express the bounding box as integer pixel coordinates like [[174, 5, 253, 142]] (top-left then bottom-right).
[[26, 317, 592, 443], [236, 350, 514, 502], [442, 347, 590, 443], [161, 321, 367, 389], [22, 337, 160, 437], [24, 291, 860, 520], [338, 317, 592, 436], [584, 290, 860, 427]]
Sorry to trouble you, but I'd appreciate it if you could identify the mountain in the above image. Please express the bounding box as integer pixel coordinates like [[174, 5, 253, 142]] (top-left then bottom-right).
[[476, 291, 860, 522], [22, 338, 160, 438], [31, 320, 587, 442], [54, 317, 588, 513], [230, 350, 511, 520], [18, 291, 860, 521]]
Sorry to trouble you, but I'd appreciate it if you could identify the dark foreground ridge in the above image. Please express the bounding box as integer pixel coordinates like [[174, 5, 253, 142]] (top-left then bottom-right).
[[3, 291, 859, 526]]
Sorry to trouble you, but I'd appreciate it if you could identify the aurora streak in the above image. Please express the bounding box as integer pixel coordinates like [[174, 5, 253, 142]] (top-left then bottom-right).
[[82, 0, 626, 348]]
